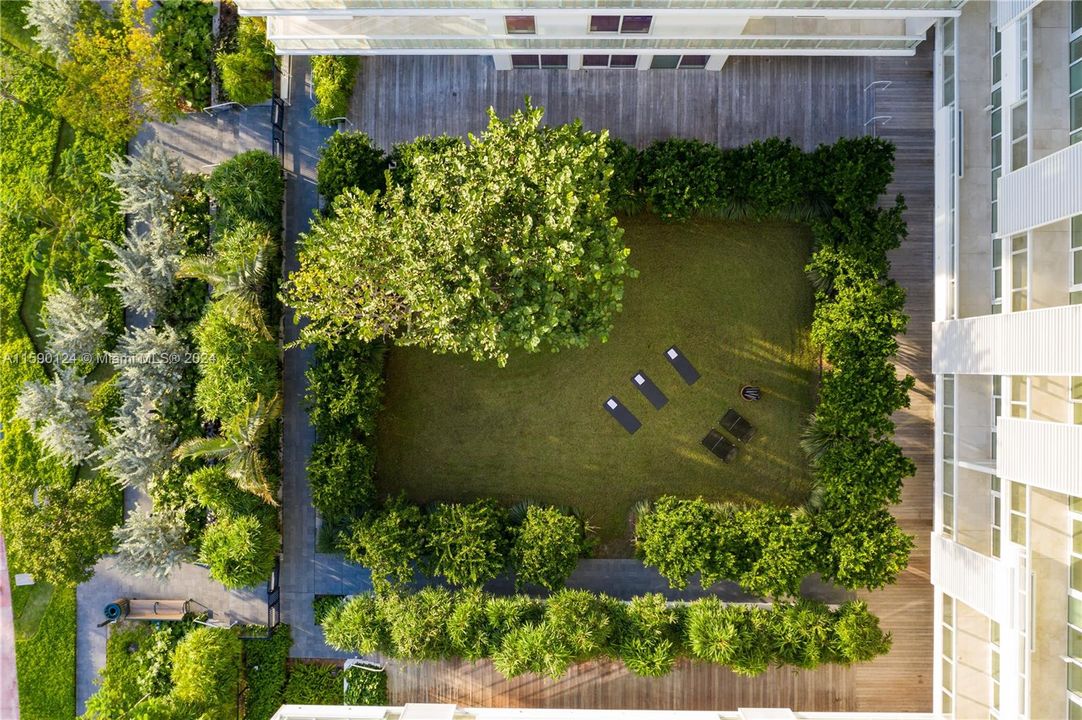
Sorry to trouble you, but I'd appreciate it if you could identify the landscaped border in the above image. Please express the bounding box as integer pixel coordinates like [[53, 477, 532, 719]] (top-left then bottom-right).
[[306, 124, 916, 679]]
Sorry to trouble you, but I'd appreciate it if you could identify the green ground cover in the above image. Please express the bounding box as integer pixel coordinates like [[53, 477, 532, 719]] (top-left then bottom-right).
[[377, 216, 818, 554], [11, 581, 76, 719]]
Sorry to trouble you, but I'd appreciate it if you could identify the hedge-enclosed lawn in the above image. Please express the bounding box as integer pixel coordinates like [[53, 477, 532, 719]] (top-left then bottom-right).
[[377, 216, 818, 554]]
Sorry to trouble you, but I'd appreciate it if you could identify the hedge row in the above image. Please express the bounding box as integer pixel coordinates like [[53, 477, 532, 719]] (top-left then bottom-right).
[[634, 136, 915, 597], [320, 588, 890, 680], [338, 498, 592, 592]]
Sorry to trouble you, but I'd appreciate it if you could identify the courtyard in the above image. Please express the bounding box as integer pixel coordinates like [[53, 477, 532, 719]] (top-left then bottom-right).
[[377, 217, 818, 553]]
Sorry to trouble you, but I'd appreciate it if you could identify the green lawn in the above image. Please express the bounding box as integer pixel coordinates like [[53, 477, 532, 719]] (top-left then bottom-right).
[[377, 216, 819, 555], [12, 580, 76, 720]]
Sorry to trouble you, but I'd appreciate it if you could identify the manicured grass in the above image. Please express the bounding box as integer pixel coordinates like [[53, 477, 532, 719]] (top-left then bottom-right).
[[12, 581, 76, 720], [377, 217, 819, 555]]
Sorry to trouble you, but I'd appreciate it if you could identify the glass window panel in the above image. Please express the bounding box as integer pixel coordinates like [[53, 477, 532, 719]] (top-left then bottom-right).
[[1074, 0, 1082, 32], [942, 624, 953, 649], [992, 474, 1001, 492], [1072, 63, 1082, 93], [990, 649, 999, 675], [944, 375, 955, 396], [1073, 38, 1082, 64], [992, 53, 1001, 84], [679, 55, 709, 69], [1073, 377, 1082, 400], [990, 620, 1000, 644], [992, 681, 999, 709], [650, 55, 680, 69], [943, 462, 954, 493], [993, 268, 1002, 297], [1075, 519, 1082, 553], [943, 495, 954, 528], [511, 55, 539, 69], [942, 691, 953, 714], [1012, 103, 1028, 137], [942, 596, 954, 625], [991, 108, 1002, 137], [993, 494, 1001, 518], [583, 55, 608, 67], [1011, 481, 1027, 511], [1011, 514, 1026, 545], [1073, 94, 1082, 130], [1012, 234, 1027, 253], [610, 55, 637, 68], [1071, 626, 1082, 656], [620, 16, 652, 33], [539, 55, 568, 69], [1012, 138, 1028, 170], [1071, 595, 1082, 627], [991, 527, 1000, 557], [589, 16, 620, 32], [1073, 556, 1082, 591], [992, 86, 1001, 108], [1074, 249, 1082, 284], [1012, 376, 1027, 403], [1012, 250, 1027, 288], [1073, 216, 1082, 245], [1072, 663, 1082, 694], [1072, 696, 1082, 720], [505, 16, 535, 34], [942, 658, 953, 692]]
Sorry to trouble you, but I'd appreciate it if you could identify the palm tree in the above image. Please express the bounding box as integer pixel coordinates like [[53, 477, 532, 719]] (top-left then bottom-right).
[[174, 393, 282, 504], [177, 220, 274, 338]]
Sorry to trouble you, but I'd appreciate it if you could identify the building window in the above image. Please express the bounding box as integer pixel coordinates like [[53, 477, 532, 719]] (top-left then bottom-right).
[[941, 17, 956, 107], [989, 619, 1001, 717], [942, 374, 956, 539], [1072, 215, 1082, 304], [941, 594, 956, 715], [1009, 480, 1027, 546], [680, 55, 709, 69], [1010, 375, 1029, 419], [1070, 497, 1082, 715], [512, 55, 568, 69], [589, 15, 652, 34], [991, 475, 1002, 558], [583, 54, 637, 69], [992, 236, 1003, 313], [1010, 234, 1028, 312], [991, 27, 1003, 310], [1071, 11, 1081, 144], [992, 375, 1002, 460], [1018, 12, 1030, 98], [1010, 100, 1028, 171], [505, 16, 535, 34], [1071, 376, 1082, 425], [650, 55, 680, 69]]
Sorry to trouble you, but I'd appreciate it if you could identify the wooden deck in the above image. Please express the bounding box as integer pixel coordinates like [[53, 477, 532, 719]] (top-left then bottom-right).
[[349, 48, 934, 712], [853, 38, 937, 713], [351, 54, 873, 150]]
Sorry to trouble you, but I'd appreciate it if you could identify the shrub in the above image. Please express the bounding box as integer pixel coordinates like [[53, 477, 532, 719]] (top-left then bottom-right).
[[205, 149, 283, 228], [15, 367, 95, 465], [379, 588, 457, 660], [315, 131, 387, 202], [510, 505, 589, 591], [24, 0, 81, 60], [192, 301, 278, 421], [342, 666, 388, 705], [112, 503, 193, 581], [685, 599, 770, 677], [153, 0, 216, 109], [425, 499, 508, 587], [606, 136, 643, 214], [41, 282, 111, 361], [491, 623, 574, 680], [308, 441, 376, 525], [198, 513, 280, 588], [170, 626, 242, 711], [216, 16, 275, 106], [633, 496, 722, 590], [724, 137, 809, 219], [339, 494, 424, 591], [282, 662, 342, 705], [543, 589, 616, 658], [107, 224, 181, 314], [242, 625, 292, 720], [188, 465, 263, 517], [639, 138, 725, 221], [830, 600, 892, 663], [614, 594, 684, 677], [311, 55, 359, 124], [106, 141, 185, 222], [321, 593, 389, 655]]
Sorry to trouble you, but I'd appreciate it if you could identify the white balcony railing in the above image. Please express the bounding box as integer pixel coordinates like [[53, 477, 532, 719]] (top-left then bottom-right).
[[997, 140, 1082, 238], [932, 304, 1082, 375], [930, 533, 1015, 623], [996, 0, 1041, 28], [996, 417, 1082, 495]]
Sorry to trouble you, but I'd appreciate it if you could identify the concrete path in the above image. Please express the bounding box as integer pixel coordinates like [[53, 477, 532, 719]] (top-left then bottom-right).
[[278, 56, 373, 662], [75, 106, 275, 715]]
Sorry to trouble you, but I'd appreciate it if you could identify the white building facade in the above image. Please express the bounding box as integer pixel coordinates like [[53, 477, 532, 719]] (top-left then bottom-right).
[[234, 0, 961, 69], [930, 1, 1082, 718]]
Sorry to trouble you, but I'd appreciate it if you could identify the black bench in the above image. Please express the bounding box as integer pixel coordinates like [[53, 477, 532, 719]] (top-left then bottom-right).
[[664, 345, 700, 385], [604, 396, 641, 434], [631, 371, 668, 409]]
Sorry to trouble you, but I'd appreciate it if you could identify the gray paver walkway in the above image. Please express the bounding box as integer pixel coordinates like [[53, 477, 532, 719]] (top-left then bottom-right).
[[75, 105, 274, 715], [278, 57, 374, 661]]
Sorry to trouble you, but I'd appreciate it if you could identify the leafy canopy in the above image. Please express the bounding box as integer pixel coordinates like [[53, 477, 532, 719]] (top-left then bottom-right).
[[286, 101, 633, 366]]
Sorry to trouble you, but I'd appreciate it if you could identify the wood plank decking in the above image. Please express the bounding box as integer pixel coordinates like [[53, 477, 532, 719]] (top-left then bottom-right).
[[348, 47, 935, 712]]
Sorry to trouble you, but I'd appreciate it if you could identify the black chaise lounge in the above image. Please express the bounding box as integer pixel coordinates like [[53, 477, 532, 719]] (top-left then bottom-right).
[[631, 371, 668, 409], [701, 429, 738, 462], [604, 396, 641, 434], [720, 408, 756, 443], [664, 345, 700, 385]]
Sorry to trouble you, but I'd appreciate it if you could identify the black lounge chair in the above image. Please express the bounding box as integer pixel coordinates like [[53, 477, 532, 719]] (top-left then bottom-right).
[[701, 429, 737, 462], [664, 345, 700, 385], [604, 396, 641, 434], [720, 408, 756, 443], [631, 371, 668, 409]]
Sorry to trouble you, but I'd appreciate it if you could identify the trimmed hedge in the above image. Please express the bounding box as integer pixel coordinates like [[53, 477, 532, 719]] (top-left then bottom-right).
[[632, 135, 915, 597], [311, 55, 360, 125], [321, 588, 890, 680]]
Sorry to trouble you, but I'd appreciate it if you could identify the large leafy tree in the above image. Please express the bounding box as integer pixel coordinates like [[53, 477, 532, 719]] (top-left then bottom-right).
[[286, 102, 633, 366]]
